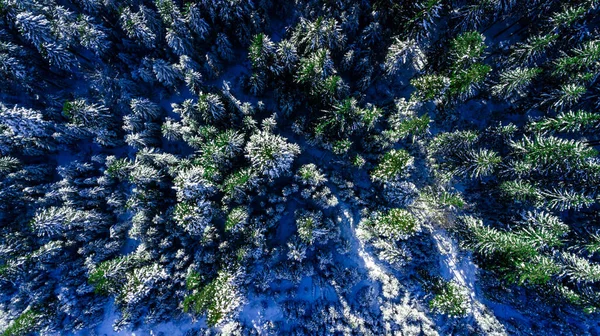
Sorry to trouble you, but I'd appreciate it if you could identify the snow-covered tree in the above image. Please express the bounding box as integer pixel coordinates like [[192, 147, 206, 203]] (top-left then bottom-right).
[[245, 130, 300, 179]]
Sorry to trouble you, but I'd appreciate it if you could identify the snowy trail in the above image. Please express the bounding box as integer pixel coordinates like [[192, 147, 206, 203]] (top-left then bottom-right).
[[431, 229, 476, 299], [340, 207, 389, 285], [431, 228, 507, 335]]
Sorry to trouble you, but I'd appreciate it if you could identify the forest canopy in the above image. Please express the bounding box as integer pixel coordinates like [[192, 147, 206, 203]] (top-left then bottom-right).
[[0, 0, 599, 335]]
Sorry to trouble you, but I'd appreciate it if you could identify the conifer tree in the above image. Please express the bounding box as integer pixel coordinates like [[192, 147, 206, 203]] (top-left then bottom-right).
[[245, 130, 300, 179]]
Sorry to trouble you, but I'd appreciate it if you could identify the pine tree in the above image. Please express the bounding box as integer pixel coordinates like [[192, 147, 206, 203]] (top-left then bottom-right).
[[295, 164, 326, 187], [407, 0, 442, 41], [464, 216, 538, 260], [529, 110, 600, 133], [221, 168, 259, 202], [152, 59, 181, 87], [15, 12, 52, 49], [292, 17, 346, 53], [197, 93, 226, 122], [0, 104, 52, 155], [491, 67, 541, 99], [371, 209, 419, 240], [499, 180, 541, 203], [410, 74, 450, 101], [507, 255, 561, 286], [316, 98, 377, 139], [429, 280, 469, 318], [120, 7, 157, 48], [225, 206, 249, 232], [120, 263, 168, 308], [371, 149, 413, 182], [510, 135, 597, 173], [166, 26, 192, 56], [295, 209, 330, 245], [550, 4, 588, 29], [88, 256, 132, 295], [30, 206, 102, 237], [510, 33, 558, 64], [173, 199, 214, 235], [245, 130, 300, 179], [449, 31, 486, 69], [448, 63, 492, 100], [1, 309, 43, 336], [173, 166, 216, 201], [428, 130, 479, 156], [76, 15, 109, 56], [186, 4, 210, 40], [277, 39, 299, 70], [183, 270, 242, 326], [458, 148, 502, 179], [541, 188, 595, 211], [249, 33, 277, 70], [543, 83, 587, 111], [216, 33, 234, 61], [561, 252, 600, 284]]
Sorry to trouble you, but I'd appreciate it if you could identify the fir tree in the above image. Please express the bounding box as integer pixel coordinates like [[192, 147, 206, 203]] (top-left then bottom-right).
[[371, 149, 413, 182], [245, 130, 300, 179]]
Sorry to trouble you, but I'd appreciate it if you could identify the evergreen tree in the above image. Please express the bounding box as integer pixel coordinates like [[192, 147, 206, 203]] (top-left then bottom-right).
[[491, 67, 541, 99], [371, 149, 413, 182], [245, 130, 300, 179]]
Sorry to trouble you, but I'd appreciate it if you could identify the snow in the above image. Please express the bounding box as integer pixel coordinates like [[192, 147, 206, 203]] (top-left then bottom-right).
[[79, 300, 200, 336], [432, 228, 508, 335]]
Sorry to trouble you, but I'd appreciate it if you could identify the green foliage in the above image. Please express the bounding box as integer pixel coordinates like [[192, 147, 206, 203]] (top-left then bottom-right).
[[106, 158, 131, 178], [249, 33, 275, 69], [222, 168, 257, 198], [438, 191, 466, 209], [410, 74, 449, 100], [186, 271, 203, 290], [0, 156, 20, 175], [428, 130, 479, 155], [88, 256, 130, 295], [295, 210, 325, 245], [505, 255, 561, 286], [371, 149, 413, 182], [499, 180, 541, 203], [2, 309, 41, 336], [548, 84, 587, 110], [448, 63, 491, 98], [491, 67, 541, 98], [551, 5, 587, 27], [183, 271, 237, 326], [373, 208, 419, 240], [387, 114, 430, 142], [183, 276, 223, 324], [296, 48, 333, 85], [529, 110, 600, 133], [351, 154, 366, 168], [510, 135, 597, 172], [295, 164, 326, 186], [449, 31, 486, 68], [511, 33, 558, 63], [245, 130, 301, 179], [319, 98, 373, 137], [584, 234, 600, 255], [429, 281, 469, 317], [465, 217, 538, 261], [561, 252, 600, 284], [541, 188, 595, 211], [459, 148, 501, 178], [520, 212, 569, 250], [331, 139, 352, 155], [225, 207, 248, 232], [465, 212, 571, 287]]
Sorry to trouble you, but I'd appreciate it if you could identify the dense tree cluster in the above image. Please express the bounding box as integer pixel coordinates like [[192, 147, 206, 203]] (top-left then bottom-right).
[[0, 0, 599, 334]]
